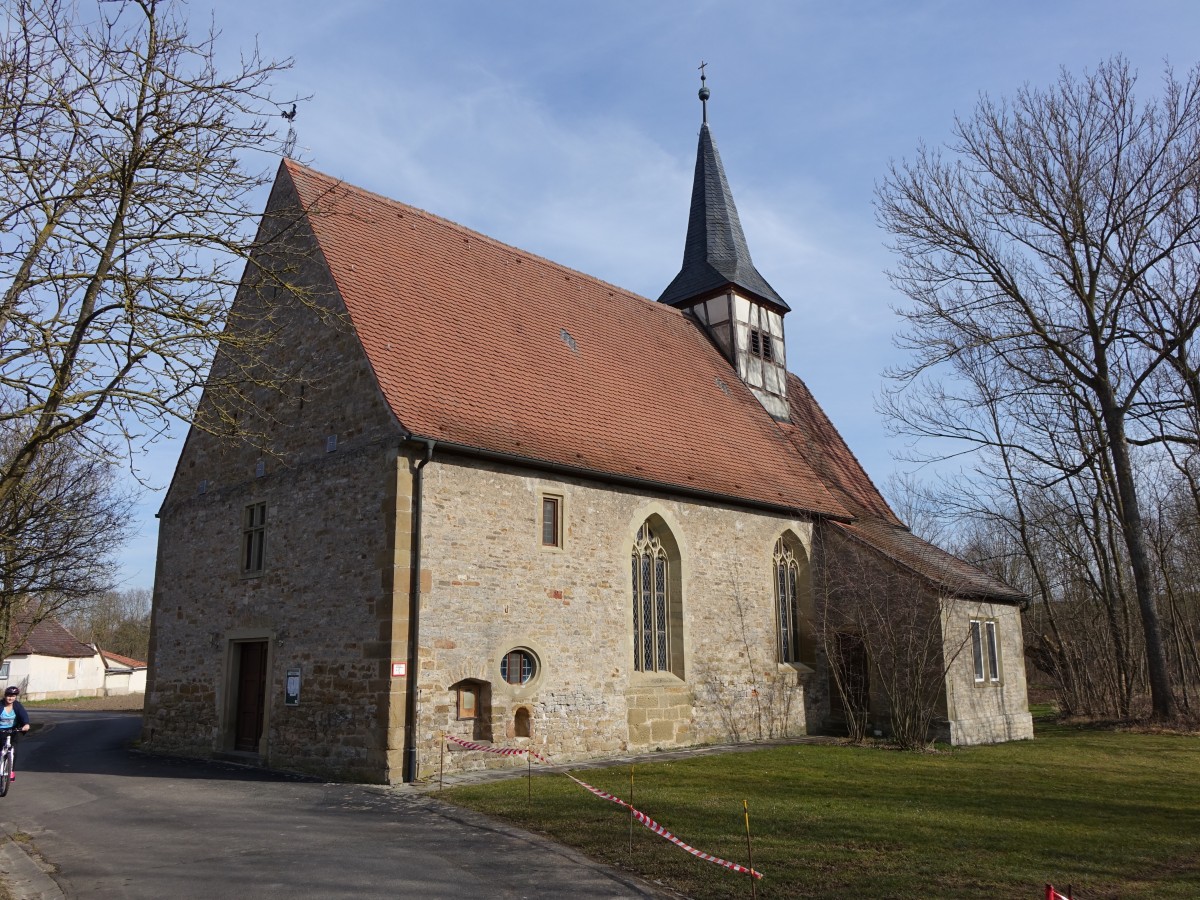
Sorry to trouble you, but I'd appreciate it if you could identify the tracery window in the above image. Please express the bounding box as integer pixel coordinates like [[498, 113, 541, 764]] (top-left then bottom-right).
[[775, 537, 802, 663], [632, 522, 670, 672]]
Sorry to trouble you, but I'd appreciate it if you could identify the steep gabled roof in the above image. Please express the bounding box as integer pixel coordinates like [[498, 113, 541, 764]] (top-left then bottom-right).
[[782, 373, 901, 524], [281, 161, 846, 519], [9, 619, 95, 658], [658, 123, 788, 311]]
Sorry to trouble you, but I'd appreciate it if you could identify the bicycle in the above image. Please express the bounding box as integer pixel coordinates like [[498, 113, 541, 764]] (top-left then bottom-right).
[[0, 729, 15, 796]]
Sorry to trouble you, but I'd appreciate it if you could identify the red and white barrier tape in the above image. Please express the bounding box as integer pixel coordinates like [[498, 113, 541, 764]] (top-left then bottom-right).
[[565, 773, 763, 880], [443, 733, 550, 764]]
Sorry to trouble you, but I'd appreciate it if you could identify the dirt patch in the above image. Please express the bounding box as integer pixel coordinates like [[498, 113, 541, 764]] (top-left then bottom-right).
[[31, 694, 144, 712]]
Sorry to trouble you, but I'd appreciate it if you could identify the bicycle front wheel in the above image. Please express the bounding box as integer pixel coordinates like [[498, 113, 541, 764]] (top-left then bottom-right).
[[0, 751, 12, 797]]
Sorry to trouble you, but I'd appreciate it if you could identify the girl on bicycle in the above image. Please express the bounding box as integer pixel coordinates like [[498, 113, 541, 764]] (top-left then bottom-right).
[[1, 686, 30, 781]]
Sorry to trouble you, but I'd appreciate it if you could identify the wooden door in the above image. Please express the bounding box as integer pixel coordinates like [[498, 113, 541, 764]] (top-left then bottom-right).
[[234, 641, 268, 752]]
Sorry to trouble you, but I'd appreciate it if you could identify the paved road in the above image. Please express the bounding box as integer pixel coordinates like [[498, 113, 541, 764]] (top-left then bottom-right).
[[0, 711, 666, 899]]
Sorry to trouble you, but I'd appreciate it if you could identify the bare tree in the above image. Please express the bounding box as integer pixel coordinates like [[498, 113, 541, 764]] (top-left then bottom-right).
[[0, 0, 302, 489], [878, 57, 1200, 719], [816, 526, 970, 749], [0, 427, 131, 656], [60, 587, 151, 660], [0, 0, 316, 636]]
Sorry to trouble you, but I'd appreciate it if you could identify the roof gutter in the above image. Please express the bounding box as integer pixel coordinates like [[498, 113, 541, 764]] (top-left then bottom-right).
[[401, 438, 435, 784], [397, 433, 853, 524]]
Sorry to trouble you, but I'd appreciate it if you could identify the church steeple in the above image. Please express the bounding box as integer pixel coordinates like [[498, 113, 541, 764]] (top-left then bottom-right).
[[660, 71, 791, 421], [658, 71, 788, 312]]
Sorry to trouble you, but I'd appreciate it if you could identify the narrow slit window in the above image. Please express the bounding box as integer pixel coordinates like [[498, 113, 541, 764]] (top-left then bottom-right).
[[971, 619, 1002, 683], [970, 620, 985, 682], [985, 621, 1001, 682], [541, 495, 562, 548]]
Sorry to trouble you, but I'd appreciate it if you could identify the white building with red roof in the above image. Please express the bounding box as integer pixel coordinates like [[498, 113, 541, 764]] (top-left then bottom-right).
[[145, 85, 1032, 782], [2, 619, 104, 701]]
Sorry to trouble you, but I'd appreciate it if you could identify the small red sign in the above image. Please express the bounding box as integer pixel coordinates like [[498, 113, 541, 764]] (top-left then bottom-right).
[[392, 662, 407, 677]]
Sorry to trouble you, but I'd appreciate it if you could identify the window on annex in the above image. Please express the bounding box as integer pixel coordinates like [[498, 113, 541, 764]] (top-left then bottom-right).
[[970, 619, 1002, 684], [0, 662, 9, 680], [631, 518, 684, 676], [774, 533, 814, 666], [540, 494, 563, 548], [242, 502, 267, 575], [67, 659, 76, 679]]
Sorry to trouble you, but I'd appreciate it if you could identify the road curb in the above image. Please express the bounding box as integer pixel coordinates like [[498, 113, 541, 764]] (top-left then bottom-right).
[[0, 827, 64, 900]]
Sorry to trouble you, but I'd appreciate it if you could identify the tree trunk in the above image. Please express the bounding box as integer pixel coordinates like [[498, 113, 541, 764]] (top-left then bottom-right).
[[1099, 389, 1175, 719]]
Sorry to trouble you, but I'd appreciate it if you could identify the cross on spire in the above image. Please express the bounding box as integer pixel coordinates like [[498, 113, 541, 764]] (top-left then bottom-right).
[[698, 61, 710, 123]]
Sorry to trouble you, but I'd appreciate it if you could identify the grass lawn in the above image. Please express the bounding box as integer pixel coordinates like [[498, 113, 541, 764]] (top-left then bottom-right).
[[440, 716, 1200, 899]]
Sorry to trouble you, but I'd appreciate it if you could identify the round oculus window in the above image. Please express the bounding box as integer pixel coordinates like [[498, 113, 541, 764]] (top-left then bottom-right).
[[500, 648, 536, 685]]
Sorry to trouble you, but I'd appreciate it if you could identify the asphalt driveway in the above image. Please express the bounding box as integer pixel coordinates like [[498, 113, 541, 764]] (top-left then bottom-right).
[[0, 710, 666, 899]]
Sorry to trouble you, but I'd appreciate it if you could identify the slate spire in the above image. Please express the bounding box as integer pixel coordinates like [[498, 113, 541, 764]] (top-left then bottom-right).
[[657, 76, 789, 312]]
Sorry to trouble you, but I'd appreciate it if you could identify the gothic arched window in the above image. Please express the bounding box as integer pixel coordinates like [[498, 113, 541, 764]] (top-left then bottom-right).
[[775, 534, 814, 665], [632, 521, 673, 673]]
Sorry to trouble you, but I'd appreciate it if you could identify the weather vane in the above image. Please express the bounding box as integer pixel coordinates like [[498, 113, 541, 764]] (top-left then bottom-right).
[[280, 102, 298, 159]]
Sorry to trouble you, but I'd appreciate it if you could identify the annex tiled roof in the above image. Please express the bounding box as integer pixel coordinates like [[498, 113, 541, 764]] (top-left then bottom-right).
[[98, 649, 147, 670], [282, 161, 848, 519], [836, 519, 1027, 603], [783, 372, 1024, 602], [10, 619, 95, 658]]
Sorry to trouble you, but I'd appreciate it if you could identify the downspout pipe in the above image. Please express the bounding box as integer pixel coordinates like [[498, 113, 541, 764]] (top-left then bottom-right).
[[402, 438, 435, 783]]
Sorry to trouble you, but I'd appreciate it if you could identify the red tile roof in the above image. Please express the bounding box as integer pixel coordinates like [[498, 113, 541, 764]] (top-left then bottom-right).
[[278, 162, 1021, 602], [836, 519, 1026, 602], [282, 161, 849, 519], [98, 649, 147, 669], [782, 374, 902, 524], [9, 619, 95, 658]]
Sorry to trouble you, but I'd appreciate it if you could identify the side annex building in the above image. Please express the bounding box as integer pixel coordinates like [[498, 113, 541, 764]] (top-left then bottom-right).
[[143, 96, 1034, 782]]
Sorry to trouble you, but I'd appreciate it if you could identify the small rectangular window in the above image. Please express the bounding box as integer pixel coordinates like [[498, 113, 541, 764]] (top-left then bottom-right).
[[761, 333, 774, 362], [541, 495, 562, 548], [242, 502, 267, 574], [457, 684, 478, 719], [750, 329, 761, 356], [67, 659, 77, 679], [0, 662, 10, 680]]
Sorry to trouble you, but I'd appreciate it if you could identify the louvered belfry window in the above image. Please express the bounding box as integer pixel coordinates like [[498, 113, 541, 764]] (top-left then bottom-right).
[[632, 522, 670, 672], [775, 538, 802, 662]]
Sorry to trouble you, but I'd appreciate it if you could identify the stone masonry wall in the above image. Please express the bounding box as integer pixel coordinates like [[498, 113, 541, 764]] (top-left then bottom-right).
[[413, 455, 815, 778], [941, 599, 1034, 745], [143, 168, 409, 782]]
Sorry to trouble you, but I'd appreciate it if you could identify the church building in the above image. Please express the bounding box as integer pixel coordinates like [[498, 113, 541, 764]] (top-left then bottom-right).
[[143, 83, 1033, 783]]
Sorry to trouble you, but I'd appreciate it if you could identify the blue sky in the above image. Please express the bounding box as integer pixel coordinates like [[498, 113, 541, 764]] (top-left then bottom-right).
[[117, 0, 1200, 589]]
